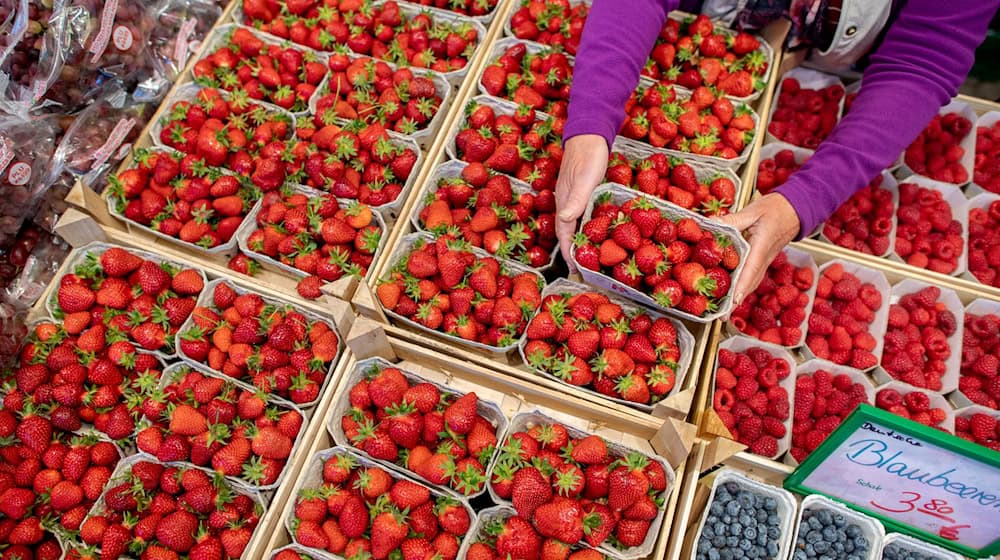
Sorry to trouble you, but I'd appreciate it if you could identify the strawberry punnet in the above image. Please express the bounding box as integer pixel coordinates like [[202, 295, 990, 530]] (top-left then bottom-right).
[[468, 508, 609, 560], [791, 365, 871, 462], [573, 188, 743, 319], [619, 84, 757, 160], [407, 0, 499, 17], [974, 119, 1000, 194], [241, 0, 481, 74], [377, 234, 544, 348], [80, 459, 262, 559], [767, 76, 843, 149], [339, 362, 501, 495], [176, 280, 341, 406], [522, 284, 689, 407], [729, 249, 815, 347], [50, 245, 205, 354], [135, 365, 305, 488], [958, 308, 1000, 409], [417, 162, 557, 267], [290, 449, 471, 559], [605, 150, 739, 217], [642, 14, 768, 99], [313, 53, 445, 136], [108, 148, 260, 250], [968, 198, 1000, 287], [805, 263, 885, 370], [509, 0, 590, 54], [712, 341, 793, 458], [193, 27, 326, 113], [488, 415, 670, 553], [755, 147, 807, 194], [955, 412, 1000, 451], [821, 173, 896, 256], [874, 386, 950, 431], [454, 98, 564, 192], [904, 111, 973, 185], [481, 42, 573, 118], [881, 284, 959, 392], [892, 181, 965, 274]]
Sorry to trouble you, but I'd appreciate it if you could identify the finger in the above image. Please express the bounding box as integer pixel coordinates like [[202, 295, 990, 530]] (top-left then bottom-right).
[[557, 180, 596, 224], [730, 234, 772, 309], [557, 219, 578, 274], [716, 206, 758, 233]]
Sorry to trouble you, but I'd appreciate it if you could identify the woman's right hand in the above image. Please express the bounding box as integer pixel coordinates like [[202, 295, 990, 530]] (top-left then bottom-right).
[[555, 134, 610, 272]]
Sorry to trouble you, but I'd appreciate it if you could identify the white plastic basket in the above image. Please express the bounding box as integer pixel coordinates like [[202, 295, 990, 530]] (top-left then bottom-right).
[[764, 67, 845, 148], [325, 356, 508, 499], [969, 111, 1000, 197], [961, 191, 1000, 287], [818, 170, 898, 257], [881, 532, 964, 560], [790, 494, 885, 560], [517, 277, 696, 412], [899, 100, 977, 188], [573, 183, 749, 323], [873, 380, 955, 434], [949, 297, 1000, 409], [889, 175, 969, 277]]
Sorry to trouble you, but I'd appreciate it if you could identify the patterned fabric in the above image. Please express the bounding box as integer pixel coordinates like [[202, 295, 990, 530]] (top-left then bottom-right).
[[702, 0, 829, 49]]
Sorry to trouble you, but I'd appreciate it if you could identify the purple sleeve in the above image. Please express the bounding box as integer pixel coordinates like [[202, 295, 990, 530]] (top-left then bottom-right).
[[775, 0, 1000, 239], [563, 0, 680, 149]]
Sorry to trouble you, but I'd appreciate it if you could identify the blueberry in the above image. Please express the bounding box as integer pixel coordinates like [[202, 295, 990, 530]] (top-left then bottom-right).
[[740, 493, 755, 508], [854, 536, 869, 551], [768, 514, 781, 527], [805, 544, 816, 556], [728, 536, 741, 548], [727, 501, 742, 516], [822, 527, 838, 542], [733, 549, 745, 559], [846, 525, 862, 538], [740, 513, 754, 526], [714, 536, 728, 548], [767, 542, 779, 557], [726, 482, 740, 494], [768, 526, 781, 540], [848, 555, 863, 560], [764, 498, 777, 512], [757, 533, 768, 547], [744, 527, 758, 541], [817, 510, 833, 526], [756, 510, 768, 523], [699, 540, 712, 553], [807, 530, 824, 544], [697, 554, 708, 560], [710, 550, 722, 560], [715, 522, 727, 536], [711, 502, 725, 516], [739, 539, 753, 552], [732, 523, 743, 536], [704, 527, 716, 539], [724, 515, 734, 524], [814, 541, 831, 554], [794, 551, 808, 560], [721, 549, 734, 560], [808, 516, 824, 531], [834, 514, 846, 528]]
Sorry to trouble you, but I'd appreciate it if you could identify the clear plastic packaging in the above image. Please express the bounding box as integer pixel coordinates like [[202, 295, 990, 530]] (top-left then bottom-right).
[[790, 494, 885, 560], [0, 114, 59, 250], [881, 532, 963, 560], [146, 0, 220, 82]]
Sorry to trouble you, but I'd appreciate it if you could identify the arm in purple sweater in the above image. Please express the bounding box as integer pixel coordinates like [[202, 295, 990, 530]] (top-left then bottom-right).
[[775, 0, 999, 238], [563, 0, 679, 149]]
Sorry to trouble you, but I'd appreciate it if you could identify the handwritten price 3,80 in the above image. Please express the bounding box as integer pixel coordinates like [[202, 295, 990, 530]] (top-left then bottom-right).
[[870, 493, 970, 540]]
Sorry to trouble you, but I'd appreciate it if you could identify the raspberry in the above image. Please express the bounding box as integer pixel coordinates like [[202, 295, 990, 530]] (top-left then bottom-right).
[[832, 374, 854, 391], [911, 411, 931, 425], [750, 435, 779, 457], [748, 393, 769, 416], [815, 416, 842, 434], [929, 408, 947, 425], [716, 367, 737, 390], [762, 417, 786, 438], [718, 349, 737, 369], [875, 388, 902, 409], [825, 392, 851, 416], [768, 398, 790, 420], [903, 391, 930, 413], [734, 377, 758, 401], [955, 416, 970, 432], [718, 410, 736, 430], [767, 386, 789, 401], [757, 367, 778, 389], [970, 414, 997, 441], [849, 349, 877, 370], [738, 416, 763, 443], [805, 430, 827, 451], [713, 389, 735, 411]]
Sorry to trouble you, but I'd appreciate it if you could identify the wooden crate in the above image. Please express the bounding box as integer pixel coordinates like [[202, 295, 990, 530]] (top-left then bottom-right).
[[256, 321, 699, 559]]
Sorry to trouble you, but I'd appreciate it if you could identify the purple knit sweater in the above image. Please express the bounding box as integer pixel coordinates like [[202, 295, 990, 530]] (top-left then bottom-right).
[[564, 0, 999, 238]]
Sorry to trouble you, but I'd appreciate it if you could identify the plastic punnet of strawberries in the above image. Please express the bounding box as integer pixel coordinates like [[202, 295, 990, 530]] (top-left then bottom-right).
[[767, 77, 843, 149], [406, 0, 499, 17], [313, 51, 444, 136], [522, 287, 686, 406], [874, 387, 950, 431], [894, 181, 965, 274], [904, 112, 973, 185], [712, 343, 792, 458], [108, 149, 262, 250], [508, 0, 589, 54], [467, 509, 609, 560], [956, 412, 1000, 451], [454, 99, 564, 192], [78, 459, 263, 559], [805, 263, 884, 370], [418, 162, 557, 267], [756, 148, 807, 194], [882, 285, 959, 392], [605, 150, 739, 217], [135, 364, 306, 488], [340, 363, 500, 496], [489, 419, 669, 552], [641, 14, 768, 99], [975, 119, 1000, 193], [481, 42, 573, 118], [290, 450, 471, 559], [968, 199, 1000, 287], [11, 318, 165, 439], [49, 246, 205, 355], [376, 235, 544, 348], [821, 173, 896, 256], [573, 190, 742, 319], [620, 84, 756, 159], [245, 188, 383, 280], [176, 280, 341, 406], [791, 367, 871, 462], [729, 249, 814, 347], [958, 309, 1000, 409], [242, 0, 480, 74]]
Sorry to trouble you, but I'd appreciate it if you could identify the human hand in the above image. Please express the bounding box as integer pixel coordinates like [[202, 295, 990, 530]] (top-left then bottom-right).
[[555, 134, 610, 272], [716, 193, 801, 308]]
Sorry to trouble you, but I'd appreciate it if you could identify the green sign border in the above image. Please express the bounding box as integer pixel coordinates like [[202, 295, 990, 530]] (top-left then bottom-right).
[[784, 404, 1000, 558]]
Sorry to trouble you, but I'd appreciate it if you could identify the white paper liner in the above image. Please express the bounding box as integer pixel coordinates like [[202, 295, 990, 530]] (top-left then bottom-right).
[[873, 380, 956, 434], [801, 259, 891, 371], [961, 191, 1000, 287], [889, 175, 969, 277], [881, 532, 964, 560], [968, 111, 1000, 197], [173, 277, 342, 411], [157, 361, 309, 492], [270, 543, 327, 559], [764, 67, 845, 147], [236, 183, 388, 281], [614, 111, 759, 172], [407, 159, 557, 270], [871, 278, 964, 395], [898, 100, 978, 188], [325, 356, 508, 499], [708, 335, 797, 460], [817, 170, 899, 257], [378, 231, 546, 355], [45, 241, 208, 360], [486, 408, 674, 560], [724, 245, 818, 349], [689, 469, 798, 560], [949, 297, 1000, 409], [573, 183, 750, 323], [516, 277, 696, 412], [284, 446, 476, 560], [790, 494, 885, 560]]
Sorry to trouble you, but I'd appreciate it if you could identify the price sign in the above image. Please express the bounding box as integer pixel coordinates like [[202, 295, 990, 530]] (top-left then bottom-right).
[[785, 405, 1000, 558]]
